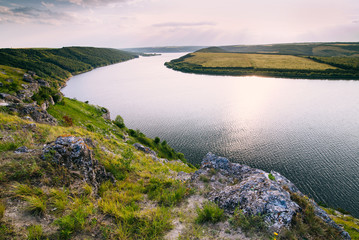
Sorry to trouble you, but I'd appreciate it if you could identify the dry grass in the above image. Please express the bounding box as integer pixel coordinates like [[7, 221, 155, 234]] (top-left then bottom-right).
[[184, 52, 337, 70]]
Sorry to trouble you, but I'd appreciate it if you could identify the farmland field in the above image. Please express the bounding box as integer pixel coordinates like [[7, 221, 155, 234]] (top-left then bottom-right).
[[183, 52, 337, 70]]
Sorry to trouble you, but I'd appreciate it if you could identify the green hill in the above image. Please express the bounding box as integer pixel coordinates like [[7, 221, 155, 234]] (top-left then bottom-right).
[[0, 47, 137, 89], [218, 42, 359, 56], [165, 42, 359, 79]]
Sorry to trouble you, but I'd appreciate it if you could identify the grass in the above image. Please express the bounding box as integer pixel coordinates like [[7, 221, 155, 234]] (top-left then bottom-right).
[[24, 196, 46, 216], [195, 201, 224, 224], [48, 188, 69, 214], [279, 192, 342, 239], [55, 204, 93, 239], [0, 65, 25, 96], [0, 201, 4, 220], [166, 51, 359, 79], [268, 173, 276, 181], [183, 52, 337, 70], [27, 224, 43, 240], [144, 177, 190, 207], [323, 208, 359, 240], [230, 208, 268, 236]]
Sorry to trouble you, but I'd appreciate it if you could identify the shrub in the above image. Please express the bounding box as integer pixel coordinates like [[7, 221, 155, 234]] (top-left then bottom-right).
[[195, 201, 224, 224], [63, 115, 73, 127], [154, 137, 160, 144], [27, 225, 43, 240], [114, 115, 125, 128], [86, 123, 95, 132]]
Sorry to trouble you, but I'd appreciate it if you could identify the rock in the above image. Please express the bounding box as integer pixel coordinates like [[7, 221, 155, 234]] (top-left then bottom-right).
[[0, 82, 3, 87], [7, 103, 57, 125], [17, 83, 39, 100], [133, 143, 157, 156], [42, 136, 115, 191], [0, 93, 21, 103], [5, 78, 13, 83], [23, 73, 34, 83], [37, 79, 50, 88], [27, 71, 37, 77], [101, 107, 111, 120], [14, 146, 31, 153], [192, 153, 351, 238]]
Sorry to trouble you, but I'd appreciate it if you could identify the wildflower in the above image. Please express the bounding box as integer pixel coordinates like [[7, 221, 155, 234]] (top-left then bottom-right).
[[274, 232, 278, 236]]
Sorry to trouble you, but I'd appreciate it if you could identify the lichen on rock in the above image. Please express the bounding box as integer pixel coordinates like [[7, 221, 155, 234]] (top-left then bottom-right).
[[191, 152, 351, 239], [42, 136, 115, 191]]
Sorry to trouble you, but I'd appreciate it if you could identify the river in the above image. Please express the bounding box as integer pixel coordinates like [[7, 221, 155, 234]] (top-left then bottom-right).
[[62, 53, 359, 217]]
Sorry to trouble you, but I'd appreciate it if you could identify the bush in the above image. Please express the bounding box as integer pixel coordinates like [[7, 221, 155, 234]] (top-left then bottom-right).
[[154, 137, 160, 144], [63, 116, 73, 127], [27, 225, 43, 240], [86, 123, 95, 132], [114, 115, 125, 128], [195, 201, 224, 224]]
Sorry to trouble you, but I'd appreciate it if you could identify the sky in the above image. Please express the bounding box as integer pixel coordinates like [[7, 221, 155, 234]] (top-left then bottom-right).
[[0, 0, 358, 48]]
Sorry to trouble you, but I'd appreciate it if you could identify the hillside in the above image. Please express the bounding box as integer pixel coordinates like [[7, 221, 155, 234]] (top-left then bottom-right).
[[218, 42, 359, 56], [0, 47, 137, 89], [165, 43, 359, 79], [123, 46, 207, 53], [1, 47, 359, 239]]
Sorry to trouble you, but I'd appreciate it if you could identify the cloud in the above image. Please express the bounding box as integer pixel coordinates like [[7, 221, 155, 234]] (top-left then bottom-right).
[[353, 20, 359, 24], [41, 2, 55, 8], [152, 21, 216, 28], [0, 5, 72, 24], [59, 0, 132, 6]]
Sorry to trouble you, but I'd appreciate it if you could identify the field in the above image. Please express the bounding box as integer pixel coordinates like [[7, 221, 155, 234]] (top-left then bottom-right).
[[183, 52, 337, 70]]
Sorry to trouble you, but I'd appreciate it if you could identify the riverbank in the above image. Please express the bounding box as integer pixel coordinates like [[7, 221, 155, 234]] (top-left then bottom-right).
[[165, 52, 359, 79]]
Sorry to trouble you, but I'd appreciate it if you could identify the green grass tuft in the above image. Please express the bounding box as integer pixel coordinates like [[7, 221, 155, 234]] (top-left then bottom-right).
[[24, 196, 46, 216], [27, 224, 43, 240], [195, 201, 224, 224]]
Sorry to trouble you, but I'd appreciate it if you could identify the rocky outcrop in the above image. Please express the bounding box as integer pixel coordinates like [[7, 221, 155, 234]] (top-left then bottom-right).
[[0, 93, 21, 103], [17, 83, 40, 100], [133, 143, 157, 156], [42, 136, 115, 191], [101, 107, 111, 121], [192, 153, 350, 239], [6, 103, 57, 125]]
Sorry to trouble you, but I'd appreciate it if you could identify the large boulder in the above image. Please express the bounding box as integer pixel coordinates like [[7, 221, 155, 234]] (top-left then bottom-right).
[[42, 136, 115, 191], [192, 153, 350, 238]]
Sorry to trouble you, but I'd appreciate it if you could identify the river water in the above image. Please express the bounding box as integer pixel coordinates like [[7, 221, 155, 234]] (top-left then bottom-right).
[[62, 53, 359, 217]]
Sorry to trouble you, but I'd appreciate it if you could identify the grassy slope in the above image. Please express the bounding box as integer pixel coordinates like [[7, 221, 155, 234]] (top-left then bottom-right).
[[0, 98, 195, 239]]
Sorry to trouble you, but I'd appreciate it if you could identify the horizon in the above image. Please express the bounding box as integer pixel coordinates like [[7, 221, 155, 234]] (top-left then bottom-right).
[[0, 0, 358, 48]]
